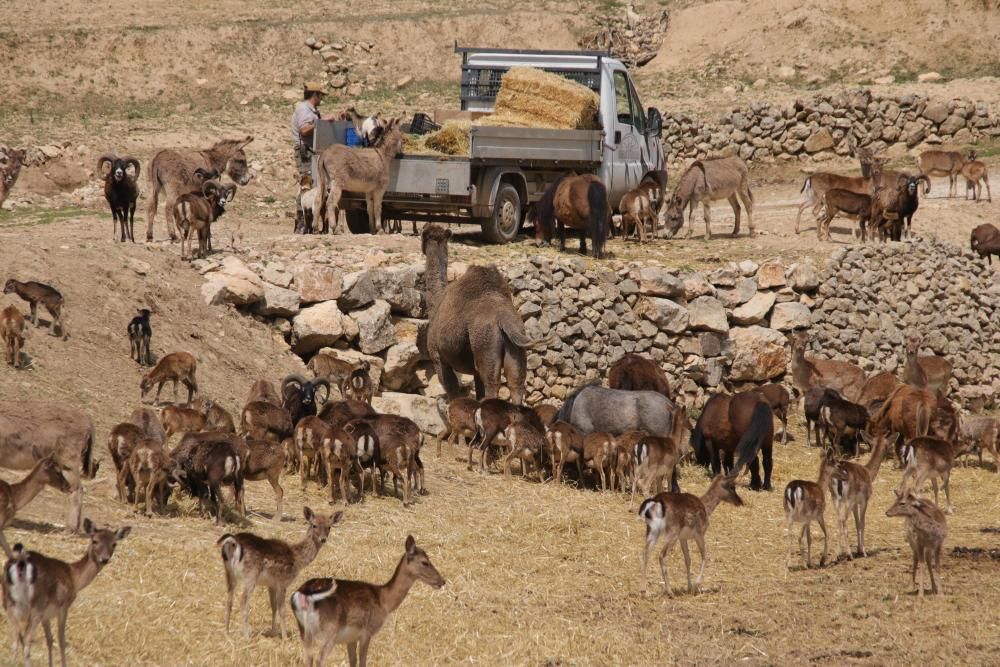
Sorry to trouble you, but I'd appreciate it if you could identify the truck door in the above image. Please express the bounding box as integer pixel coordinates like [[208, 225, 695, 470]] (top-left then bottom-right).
[[608, 69, 646, 207]]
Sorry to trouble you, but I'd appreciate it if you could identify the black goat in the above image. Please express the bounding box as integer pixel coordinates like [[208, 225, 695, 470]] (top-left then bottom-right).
[[96, 153, 141, 242], [818, 395, 869, 456], [171, 433, 245, 524], [128, 308, 152, 366], [281, 373, 331, 426]]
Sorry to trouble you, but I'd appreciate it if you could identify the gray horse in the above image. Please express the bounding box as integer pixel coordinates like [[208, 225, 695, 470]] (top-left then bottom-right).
[[554, 384, 676, 436]]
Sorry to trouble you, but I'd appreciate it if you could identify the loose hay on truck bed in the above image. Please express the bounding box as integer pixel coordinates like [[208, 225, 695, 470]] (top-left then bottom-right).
[[403, 121, 472, 157], [476, 65, 601, 130]]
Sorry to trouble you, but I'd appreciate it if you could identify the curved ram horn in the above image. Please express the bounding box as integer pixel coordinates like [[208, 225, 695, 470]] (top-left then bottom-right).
[[96, 152, 118, 176], [202, 179, 221, 197], [224, 184, 237, 203], [121, 155, 141, 179], [281, 373, 308, 396], [312, 378, 331, 405]]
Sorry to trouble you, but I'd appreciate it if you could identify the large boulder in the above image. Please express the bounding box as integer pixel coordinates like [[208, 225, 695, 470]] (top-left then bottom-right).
[[291, 301, 359, 354], [294, 264, 342, 303], [922, 101, 949, 124], [371, 392, 444, 436], [728, 326, 787, 381], [687, 296, 729, 333], [639, 297, 689, 334], [353, 300, 396, 354], [939, 114, 966, 136], [382, 342, 424, 391], [636, 267, 685, 298], [730, 291, 776, 325], [788, 262, 819, 292], [756, 261, 787, 289], [804, 128, 835, 153], [770, 302, 812, 331], [253, 284, 300, 317], [681, 272, 716, 299], [202, 257, 265, 306]]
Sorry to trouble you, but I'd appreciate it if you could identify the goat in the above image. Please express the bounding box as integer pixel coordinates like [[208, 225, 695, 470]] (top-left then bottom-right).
[[2, 522, 130, 667], [817, 188, 872, 242], [317, 399, 377, 430], [240, 437, 286, 520], [356, 414, 423, 505], [129, 406, 167, 444], [160, 405, 208, 442], [796, 139, 877, 233], [533, 403, 559, 426], [171, 434, 245, 524], [970, 223, 1000, 266], [501, 416, 547, 482], [783, 450, 833, 570], [306, 350, 356, 393], [123, 438, 183, 516], [1, 305, 25, 369], [827, 430, 896, 558], [902, 335, 952, 395], [241, 401, 294, 447], [0, 147, 25, 208], [789, 332, 866, 402], [471, 399, 543, 474], [341, 361, 373, 404], [282, 374, 331, 426], [313, 117, 404, 234], [218, 507, 342, 639], [96, 152, 141, 242], [107, 422, 145, 502], [3, 279, 67, 339], [127, 308, 152, 366], [140, 351, 198, 404], [246, 379, 282, 407], [0, 457, 71, 557], [296, 173, 318, 234], [961, 159, 992, 202], [345, 106, 387, 147], [291, 535, 445, 667], [173, 178, 235, 260], [435, 397, 478, 458], [917, 149, 973, 198], [344, 419, 380, 495], [885, 489, 947, 597], [663, 156, 754, 240], [804, 386, 842, 448], [189, 398, 236, 433], [957, 416, 999, 474], [869, 166, 931, 241], [898, 436, 956, 513], [608, 353, 672, 399], [818, 395, 869, 456]]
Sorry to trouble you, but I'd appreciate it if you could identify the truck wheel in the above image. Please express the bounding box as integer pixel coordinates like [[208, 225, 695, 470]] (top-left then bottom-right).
[[480, 184, 522, 244], [346, 209, 372, 234]]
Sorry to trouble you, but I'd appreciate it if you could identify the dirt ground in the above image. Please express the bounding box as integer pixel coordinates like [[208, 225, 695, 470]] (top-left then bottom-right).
[[3, 0, 1000, 665]]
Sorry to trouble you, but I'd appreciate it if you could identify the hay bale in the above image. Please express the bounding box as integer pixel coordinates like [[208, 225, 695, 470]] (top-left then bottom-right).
[[423, 121, 471, 156], [478, 66, 600, 130]]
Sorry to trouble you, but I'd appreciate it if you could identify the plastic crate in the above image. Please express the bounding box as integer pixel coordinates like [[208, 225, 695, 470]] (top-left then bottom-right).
[[409, 113, 441, 135], [460, 68, 601, 106], [345, 127, 362, 147]]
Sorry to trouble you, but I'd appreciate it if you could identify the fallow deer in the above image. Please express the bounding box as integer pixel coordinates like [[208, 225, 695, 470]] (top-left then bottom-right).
[[545, 421, 584, 485], [435, 397, 478, 459], [291, 535, 445, 667], [582, 432, 616, 491], [2, 520, 130, 667], [629, 404, 691, 506], [885, 489, 947, 597], [898, 436, 956, 514], [0, 457, 72, 557], [638, 472, 743, 595], [217, 507, 342, 640], [783, 450, 834, 570], [827, 430, 897, 559]]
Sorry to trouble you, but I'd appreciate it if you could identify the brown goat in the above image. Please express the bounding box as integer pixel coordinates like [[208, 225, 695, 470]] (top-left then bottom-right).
[[242, 401, 294, 447], [140, 351, 198, 405], [246, 379, 282, 408], [160, 405, 208, 442], [435, 397, 478, 458], [0, 148, 25, 208], [3, 279, 67, 339], [918, 149, 973, 198], [818, 189, 871, 242], [189, 398, 236, 433], [970, 223, 1000, 265], [1, 305, 25, 369]]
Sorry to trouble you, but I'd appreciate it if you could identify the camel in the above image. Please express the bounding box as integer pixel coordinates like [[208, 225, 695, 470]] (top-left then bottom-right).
[[421, 224, 542, 405]]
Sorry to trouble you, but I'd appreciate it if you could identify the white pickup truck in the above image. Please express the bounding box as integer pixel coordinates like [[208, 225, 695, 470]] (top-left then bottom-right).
[[313, 46, 666, 243]]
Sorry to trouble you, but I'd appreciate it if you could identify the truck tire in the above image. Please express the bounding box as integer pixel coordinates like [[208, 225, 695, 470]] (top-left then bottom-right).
[[480, 183, 522, 244], [346, 209, 372, 234]]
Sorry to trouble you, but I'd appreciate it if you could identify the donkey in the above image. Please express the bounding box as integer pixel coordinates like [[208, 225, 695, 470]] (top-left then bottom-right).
[[664, 156, 754, 240], [554, 384, 676, 437], [691, 391, 774, 491]]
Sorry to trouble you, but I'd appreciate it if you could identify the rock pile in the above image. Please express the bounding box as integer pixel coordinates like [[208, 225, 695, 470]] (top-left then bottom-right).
[[301, 36, 382, 99], [810, 240, 1000, 411], [662, 88, 1000, 163], [578, 4, 670, 68]]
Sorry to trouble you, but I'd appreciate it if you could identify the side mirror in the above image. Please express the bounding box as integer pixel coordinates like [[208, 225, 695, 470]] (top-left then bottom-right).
[[647, 107, 663, 137]]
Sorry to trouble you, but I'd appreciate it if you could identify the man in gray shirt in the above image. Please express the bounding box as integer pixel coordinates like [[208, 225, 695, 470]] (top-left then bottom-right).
[[291, 81, 329, 176]]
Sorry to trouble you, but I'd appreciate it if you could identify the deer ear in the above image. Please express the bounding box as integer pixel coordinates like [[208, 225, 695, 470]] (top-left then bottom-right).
[[331, 511, 344, 525], [405, 534, 416, 554], [82, 518, 96, 536], [303, 506, 315, 522], [116, 527, 132, 541]]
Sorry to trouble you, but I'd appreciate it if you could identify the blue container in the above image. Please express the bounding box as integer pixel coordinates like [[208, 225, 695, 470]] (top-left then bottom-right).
[[345, 127, 362, 147]]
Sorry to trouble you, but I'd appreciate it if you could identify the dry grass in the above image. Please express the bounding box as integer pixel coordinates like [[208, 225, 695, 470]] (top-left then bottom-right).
[[3, 408, 1000, 665], [402, 121, 472, 157], [477, 66, 601, 131]]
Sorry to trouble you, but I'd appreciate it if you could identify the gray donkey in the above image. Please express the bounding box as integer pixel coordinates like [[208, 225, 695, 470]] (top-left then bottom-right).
[[554, 384, 676, 436], [664, 156, 754, 240]]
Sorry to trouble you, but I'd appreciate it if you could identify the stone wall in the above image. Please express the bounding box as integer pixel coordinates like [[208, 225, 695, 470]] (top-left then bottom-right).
[[198, 237, 999, 430], [662, 88, 1000, 164]]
